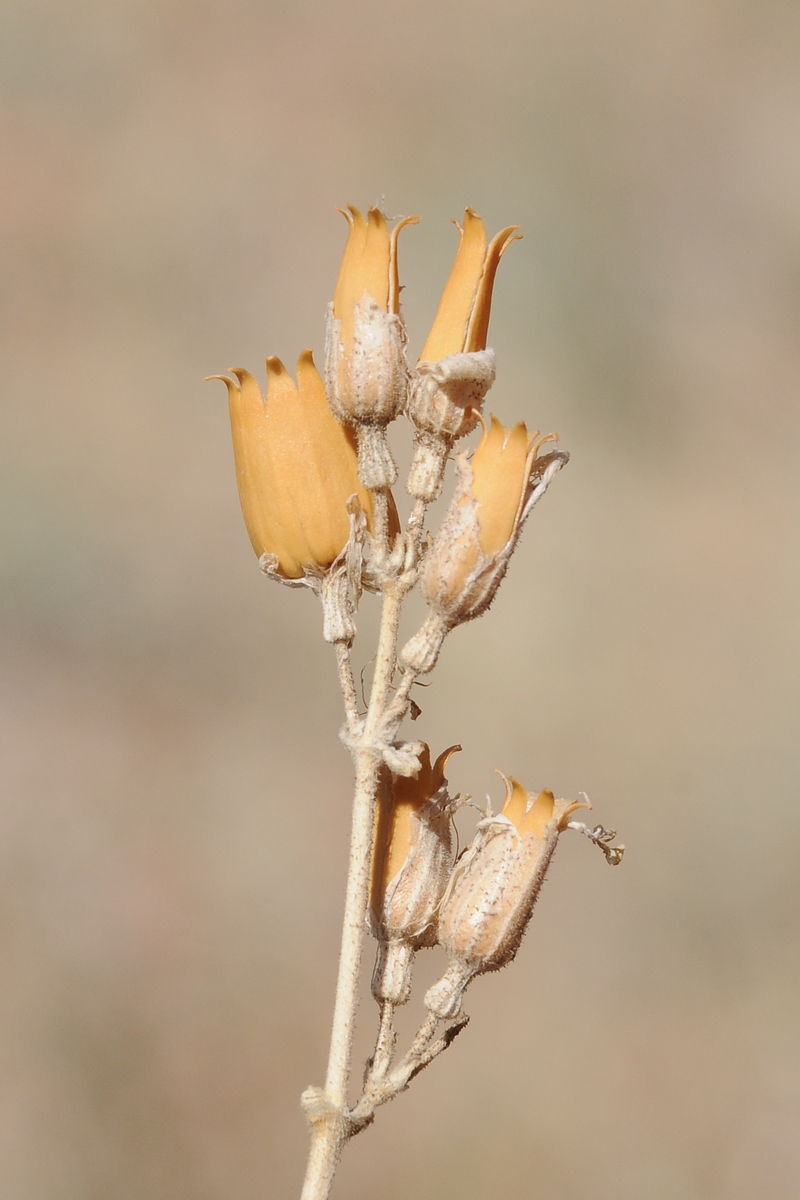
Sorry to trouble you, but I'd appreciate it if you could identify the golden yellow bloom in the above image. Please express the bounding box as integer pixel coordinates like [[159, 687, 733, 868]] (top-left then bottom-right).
[[420, 208, 521, 362], [210, 350, 374, 579], [325, 206, 418, 489], [425, 775, 586, 1018]]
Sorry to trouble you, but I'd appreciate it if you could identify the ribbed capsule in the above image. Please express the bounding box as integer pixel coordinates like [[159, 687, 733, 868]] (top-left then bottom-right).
[[370, 745, 460, 1004], [401, 416, 568, 674], [425, 776, 586, 1018], [406, 210, 520, 501], [325, 206, 418, 489], [209, 351, 374, 579]]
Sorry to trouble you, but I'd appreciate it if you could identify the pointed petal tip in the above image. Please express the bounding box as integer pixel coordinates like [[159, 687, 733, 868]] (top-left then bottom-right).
[[498, 228, 523, 257], [229, 367, 263, 391], [205, 373, 239, 396], [336, 205, 359, 228], [431, 744, 462, 790]]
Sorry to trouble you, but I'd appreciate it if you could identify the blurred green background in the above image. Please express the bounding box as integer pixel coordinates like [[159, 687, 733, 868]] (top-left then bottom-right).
[[1, 1, 799, 1197]]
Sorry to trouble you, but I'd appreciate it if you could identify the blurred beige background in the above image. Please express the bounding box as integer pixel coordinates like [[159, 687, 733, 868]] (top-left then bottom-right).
[[1, 1, 799, 1197]]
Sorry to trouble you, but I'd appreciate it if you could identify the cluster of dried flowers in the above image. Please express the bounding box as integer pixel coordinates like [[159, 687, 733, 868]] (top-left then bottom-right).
[[210, 205, 622, 1200]]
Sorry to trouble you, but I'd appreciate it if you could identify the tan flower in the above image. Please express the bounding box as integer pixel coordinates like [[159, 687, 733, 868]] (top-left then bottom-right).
[[406, 209, 521, 500], [209, 350, 374, 579], [426, 414, 566, 614], [401, 416, 568, 673], [420, 208, 521, 362], [325, 206, 418, 489], [425, 775, 586, 1018], [370, 744, 460, 1005]]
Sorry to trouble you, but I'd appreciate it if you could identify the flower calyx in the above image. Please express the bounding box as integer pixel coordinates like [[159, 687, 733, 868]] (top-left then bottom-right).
[[325, 205, 418, 490]]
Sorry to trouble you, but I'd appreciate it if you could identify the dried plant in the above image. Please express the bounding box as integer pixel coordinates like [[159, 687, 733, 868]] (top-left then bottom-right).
[[209, 204, 624, 1200]]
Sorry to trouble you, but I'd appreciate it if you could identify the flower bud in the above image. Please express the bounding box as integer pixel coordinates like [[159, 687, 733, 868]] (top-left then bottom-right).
[[400, 416, 568, 673], [425, 776, 586, 1018], [209, 351, 375, 580], [325, 206, 418, 489], [406, 209, 520, 501], [370, 745, 460, 1004]]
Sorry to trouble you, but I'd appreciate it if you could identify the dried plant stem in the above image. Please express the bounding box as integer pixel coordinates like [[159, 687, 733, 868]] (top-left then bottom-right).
[[366, 1000, 396, 1084], [350, 1009, 469, 1125], [301, 584, 403, 1200], [372, 487, 392, 553], [334, 641, 360, 733]]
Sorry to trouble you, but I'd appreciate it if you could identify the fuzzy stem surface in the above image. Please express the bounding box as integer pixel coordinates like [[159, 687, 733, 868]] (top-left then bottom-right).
[[300, 584, 403, 1200]]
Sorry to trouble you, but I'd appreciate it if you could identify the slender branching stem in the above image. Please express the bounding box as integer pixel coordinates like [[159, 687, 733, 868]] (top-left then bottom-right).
[[301, 582, 403, 1200], [406, 497, 427, 550], [349, 1010, 469, 1126], [373, 488, 391, 556], [366, 1000, 396, 1086], [334, 641, 360, 734], [383, 666, 420, 727]]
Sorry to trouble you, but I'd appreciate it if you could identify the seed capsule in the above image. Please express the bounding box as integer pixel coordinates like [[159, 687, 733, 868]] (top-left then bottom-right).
[[406, 209, 520, 501], [370, 745, 460, 1004], [425, 775, 586, 1018], [209, 351, 374, 579], [400, 416, 568, 674], [325, 206, 418, 489]]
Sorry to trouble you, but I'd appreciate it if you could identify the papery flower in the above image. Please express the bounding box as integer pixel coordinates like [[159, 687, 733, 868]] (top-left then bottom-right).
[[370, 744, 460, 1005], [400, 415, 568, 673], [420, 208, 520, 363], [424, 775, 587, 1018], [325, 206, 418, 489], [209, 350, 374, 580], [406, 211, 520, 502]]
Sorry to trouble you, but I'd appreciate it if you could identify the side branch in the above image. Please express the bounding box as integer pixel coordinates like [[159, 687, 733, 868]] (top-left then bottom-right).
[[348, 1011, 470, 1130]]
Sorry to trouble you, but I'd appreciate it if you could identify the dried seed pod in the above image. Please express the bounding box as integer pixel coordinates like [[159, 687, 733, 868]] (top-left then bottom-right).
[[406, 209, 520, 502], [325, 206, 418, 489], [209, 351, 375, 579], [370, 745, 460, 1004], [400, 417, 568, 673], [425, 776, 586, 1018]]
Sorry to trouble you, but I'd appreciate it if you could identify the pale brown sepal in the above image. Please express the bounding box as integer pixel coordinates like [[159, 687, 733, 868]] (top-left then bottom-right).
[[319, 495, 368, 644], [258, 551, 310, 588]]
